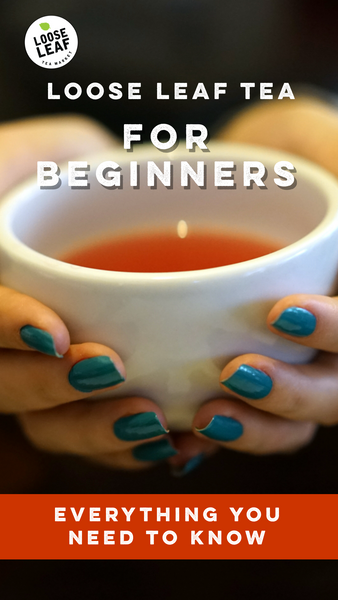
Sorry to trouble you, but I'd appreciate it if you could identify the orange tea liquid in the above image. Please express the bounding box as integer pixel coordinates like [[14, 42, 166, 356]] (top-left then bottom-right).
[[61, 230, 281, 273]]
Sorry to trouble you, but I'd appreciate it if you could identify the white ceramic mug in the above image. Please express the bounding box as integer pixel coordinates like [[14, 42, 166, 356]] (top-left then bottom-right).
[[0, 142, 338, 429]]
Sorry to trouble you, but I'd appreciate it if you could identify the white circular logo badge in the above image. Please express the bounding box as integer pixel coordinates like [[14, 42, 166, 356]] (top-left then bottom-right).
[[25, 15, 78, 69]]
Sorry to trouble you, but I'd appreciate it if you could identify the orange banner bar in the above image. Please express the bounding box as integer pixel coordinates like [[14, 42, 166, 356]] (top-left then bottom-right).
[[0, 494, 336, 559]]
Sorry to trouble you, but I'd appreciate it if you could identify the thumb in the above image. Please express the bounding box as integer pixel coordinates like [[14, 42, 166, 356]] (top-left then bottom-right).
[[0, 114, 120, 196], [217, 95, 338, 179]]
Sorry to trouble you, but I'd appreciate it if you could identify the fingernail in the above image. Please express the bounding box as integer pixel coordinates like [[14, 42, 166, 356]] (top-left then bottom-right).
[[171, 453, 205, 477], [196, 416, 243, 441], [68, 356, 125, 392], [20, 325, 63, 358], [271, 307, 316, 337], [133, 439, 178, 462], [114, 412, 168, 441], [221, 364, 272, 400]]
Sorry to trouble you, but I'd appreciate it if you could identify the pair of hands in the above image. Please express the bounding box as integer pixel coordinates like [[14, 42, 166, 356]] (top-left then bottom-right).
[[3, 97, 338, 474]]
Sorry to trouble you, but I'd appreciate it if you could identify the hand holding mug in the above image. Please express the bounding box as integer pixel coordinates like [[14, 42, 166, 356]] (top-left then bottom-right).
[[184, 96, 338, 464], [0, 115, 176, 471], [2, 98, 338, 476]]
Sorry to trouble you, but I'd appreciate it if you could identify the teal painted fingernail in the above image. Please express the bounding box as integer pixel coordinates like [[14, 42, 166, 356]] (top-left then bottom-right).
[[20, 325, 63, 358], [68, 356, 125, 392], [196, 416, 243, 441], [133, 439, 178, 462], [172, 453, 205, 477], [271, 307, 316, 337], [114, 412, 168, 441], [221, 364, 272, 400]]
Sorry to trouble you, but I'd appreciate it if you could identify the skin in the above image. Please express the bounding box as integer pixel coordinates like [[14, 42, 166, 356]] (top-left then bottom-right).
[[0, 115, 171, 471], [3, 99, 338, 472], [183, 96, 338, 463]]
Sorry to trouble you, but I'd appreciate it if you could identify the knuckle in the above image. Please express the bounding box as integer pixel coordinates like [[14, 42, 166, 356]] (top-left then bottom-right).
[[284, 423, 317, 453], [242, 421, 317, 456], [243, 435, 267, 456], [276, 390, 306, 419]]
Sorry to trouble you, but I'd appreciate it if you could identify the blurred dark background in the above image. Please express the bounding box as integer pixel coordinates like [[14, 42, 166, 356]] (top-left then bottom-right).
[[1, 0, 338, 137], [1, 0, 338, 597]]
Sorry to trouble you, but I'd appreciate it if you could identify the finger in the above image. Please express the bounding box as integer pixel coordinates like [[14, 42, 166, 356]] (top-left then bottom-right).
[[0, 342, 126, 412], [216, 96, 338, 179], [167, 431, 216, 477], [0, 114, 119, 195], [0, 286, 70, 356], [219, 352, 338, 425], [267, 294, 338, 353], [90, 446, 176, 471], [19, 396, 170, 457], [193, 398, 316, 455], [89, 450, 155, 471], [94, 435, 179, 470]]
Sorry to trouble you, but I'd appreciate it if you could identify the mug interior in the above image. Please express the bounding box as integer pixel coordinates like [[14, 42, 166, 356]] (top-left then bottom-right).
[[7, 145, 329, 271]]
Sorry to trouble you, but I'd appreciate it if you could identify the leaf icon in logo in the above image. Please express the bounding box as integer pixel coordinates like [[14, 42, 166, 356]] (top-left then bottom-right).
[[39, 22, 50, 31]]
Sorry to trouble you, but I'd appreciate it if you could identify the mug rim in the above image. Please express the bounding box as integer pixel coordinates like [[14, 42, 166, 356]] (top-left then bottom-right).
[[0, 141, 338, 284]]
